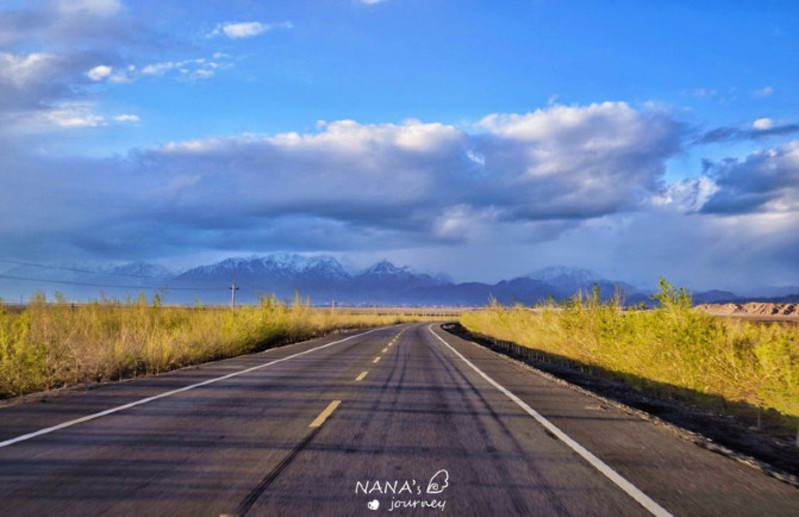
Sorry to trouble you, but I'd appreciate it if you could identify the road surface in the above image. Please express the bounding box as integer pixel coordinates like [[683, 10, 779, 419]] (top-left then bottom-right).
[[0, 323, 797, 516]]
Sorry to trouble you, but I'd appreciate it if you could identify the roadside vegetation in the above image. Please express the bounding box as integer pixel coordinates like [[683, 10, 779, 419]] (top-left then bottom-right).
[[460, 279, 799, 421], [0, 293, 441, 399]]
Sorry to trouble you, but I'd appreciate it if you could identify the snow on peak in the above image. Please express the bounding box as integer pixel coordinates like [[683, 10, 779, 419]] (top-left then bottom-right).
[[364, 260, 411, 276], [527, 266, 602, 284]]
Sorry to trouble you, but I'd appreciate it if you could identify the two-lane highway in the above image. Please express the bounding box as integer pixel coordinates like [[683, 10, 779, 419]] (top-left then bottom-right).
[[0, 323, 797, 515]]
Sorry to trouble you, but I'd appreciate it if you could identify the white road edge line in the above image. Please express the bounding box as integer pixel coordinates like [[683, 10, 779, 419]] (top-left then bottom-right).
[[427, 324, 673, 517], [0, 327, 385, 449]]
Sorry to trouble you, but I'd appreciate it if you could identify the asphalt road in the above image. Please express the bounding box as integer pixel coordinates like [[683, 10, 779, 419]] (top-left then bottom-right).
[[0, 323, 797, 516]]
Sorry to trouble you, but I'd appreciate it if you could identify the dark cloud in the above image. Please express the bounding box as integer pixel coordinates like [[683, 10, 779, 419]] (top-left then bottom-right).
[[701, 141, 799, 214], [696, 123, 799, 144], [0, 104, 686, 261], [0, 1, 154, 50], [1, 2, 796, 290]]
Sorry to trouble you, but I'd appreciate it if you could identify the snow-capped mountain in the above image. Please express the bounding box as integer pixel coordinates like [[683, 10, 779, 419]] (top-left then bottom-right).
[[106, 262, 173, 279], [528, 266, 635, 299], [171, 254, 441, 304], [528, 266, 601, 285], [352, 260, 442, 293], [12, 254, 776, 307]]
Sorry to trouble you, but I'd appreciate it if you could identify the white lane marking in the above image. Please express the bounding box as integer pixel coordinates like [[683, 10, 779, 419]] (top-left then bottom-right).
[[355, 371, 369, 381], [309, 400, 341, 428], [0, 327, 386, 449], [373, 356, 381, 364], [427, 325, 672, 517]]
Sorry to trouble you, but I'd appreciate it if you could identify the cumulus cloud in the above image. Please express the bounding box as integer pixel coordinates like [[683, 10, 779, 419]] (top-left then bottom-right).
[[44, 105, 105, 127], [0, 1, 164, 136], [753, 117, 774, 130], [86, 64, 112, 81], [701, 140, 799, 215], [475, 102, 683, 219], [0, 50, 100, 116], [1, 95, 797, 288], [0, 104, 686, 263], [0, 52, 59, 87], [651, 177, 719, 213], [211, 21, 293, 39], [152, 103, 681, 230]]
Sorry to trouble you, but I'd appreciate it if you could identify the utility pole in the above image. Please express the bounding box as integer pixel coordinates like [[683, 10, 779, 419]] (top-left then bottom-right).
[[230, 281, 239, 309]]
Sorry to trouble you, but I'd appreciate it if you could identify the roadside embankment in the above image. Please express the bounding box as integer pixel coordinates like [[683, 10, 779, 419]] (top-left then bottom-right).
[[459, 280, 799, 476]]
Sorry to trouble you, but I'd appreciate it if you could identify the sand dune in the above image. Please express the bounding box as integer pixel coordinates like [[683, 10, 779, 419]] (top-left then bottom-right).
[[696, 302, 799, 317]]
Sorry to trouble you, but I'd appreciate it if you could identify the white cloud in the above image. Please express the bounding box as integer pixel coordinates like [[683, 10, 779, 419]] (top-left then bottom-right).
[[3, 98, 798, 289], [0, 52, 58, 88], [475, 102, 681, 218], [651, 177, 719, 212], [140, 56, 229, 81], [141, 62, 175, 76], [753, 117, 774, 130], [57, 0, 122, 17], [43, 106, 104, 128], [188, 69, 214, 80], [752, 86, 775, 98], [86, 64, 112, 81], [113, 114, 140, 123], [683, 88, 718, 98], [212, 21, 293, 39], [155, 104, 682, 231], [702, 140, 799, 215]]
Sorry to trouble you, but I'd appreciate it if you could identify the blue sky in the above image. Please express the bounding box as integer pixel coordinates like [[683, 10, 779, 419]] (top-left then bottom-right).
[[1, 0, 798, 291]]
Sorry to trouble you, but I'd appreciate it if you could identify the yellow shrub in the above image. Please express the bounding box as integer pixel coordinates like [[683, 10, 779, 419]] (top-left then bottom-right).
[[461, 280, 799, 419], [0, 296, 444, 398]]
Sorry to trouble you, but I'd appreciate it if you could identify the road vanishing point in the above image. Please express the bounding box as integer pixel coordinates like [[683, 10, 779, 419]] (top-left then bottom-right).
[[0, 323, 797, 516]]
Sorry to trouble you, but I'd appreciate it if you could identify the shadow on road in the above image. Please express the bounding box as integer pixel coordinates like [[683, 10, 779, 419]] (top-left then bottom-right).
[[442, 322, 799, 480]]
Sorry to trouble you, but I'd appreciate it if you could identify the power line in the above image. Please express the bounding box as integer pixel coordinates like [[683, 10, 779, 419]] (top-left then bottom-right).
[[0, 259, 165, 279], [0, 274, 227, 292], [0, 258, 229, 286]]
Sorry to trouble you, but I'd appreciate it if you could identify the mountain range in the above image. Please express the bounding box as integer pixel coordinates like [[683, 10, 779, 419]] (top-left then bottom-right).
[[1, 254, 797, 306]]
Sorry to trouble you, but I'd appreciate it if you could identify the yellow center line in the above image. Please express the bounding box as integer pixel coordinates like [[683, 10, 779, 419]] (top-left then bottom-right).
[[355, 371, 369, 381], [309, 400, 341, 428], [373, 356, 381, 364]]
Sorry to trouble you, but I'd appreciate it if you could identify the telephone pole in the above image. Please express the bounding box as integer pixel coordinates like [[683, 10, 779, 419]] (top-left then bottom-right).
[[230, 281, 239, 309]]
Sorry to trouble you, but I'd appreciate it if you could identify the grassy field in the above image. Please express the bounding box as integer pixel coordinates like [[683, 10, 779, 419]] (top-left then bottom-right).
[[0, 293, 444, 399], [461, 280, 799, 421]]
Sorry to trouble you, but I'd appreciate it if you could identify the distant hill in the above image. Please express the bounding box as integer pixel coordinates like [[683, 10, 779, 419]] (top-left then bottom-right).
[[3, 254, 797, 307], [168, 259, 635, 306], [0, 261, 173, 302], [528, 266, 636, 300]]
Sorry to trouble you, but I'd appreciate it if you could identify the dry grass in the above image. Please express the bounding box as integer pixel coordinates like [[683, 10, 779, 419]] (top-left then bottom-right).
[[0, 293, 443, 399], [461, 280, 799, 420]]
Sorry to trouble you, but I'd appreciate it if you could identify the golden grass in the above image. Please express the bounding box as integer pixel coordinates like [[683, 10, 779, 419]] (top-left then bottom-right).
[[461, 280, 799, 419], [0, 293, 443, 399]]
